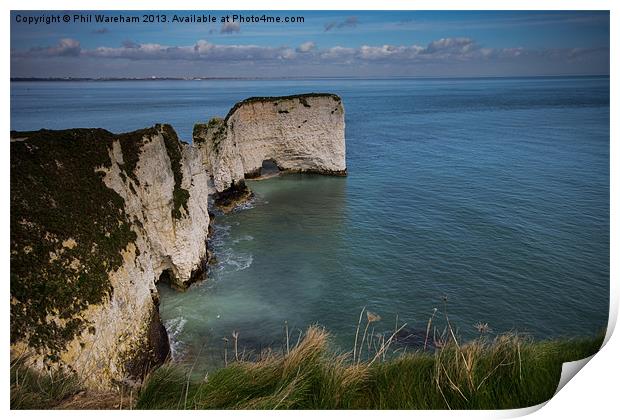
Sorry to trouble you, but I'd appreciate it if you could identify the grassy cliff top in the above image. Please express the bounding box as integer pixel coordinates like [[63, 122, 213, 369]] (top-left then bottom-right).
[[224, 93, 342, 121]]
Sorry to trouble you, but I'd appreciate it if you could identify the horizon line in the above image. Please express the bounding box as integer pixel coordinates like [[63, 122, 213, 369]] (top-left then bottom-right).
[[10, 74, 610, 82]]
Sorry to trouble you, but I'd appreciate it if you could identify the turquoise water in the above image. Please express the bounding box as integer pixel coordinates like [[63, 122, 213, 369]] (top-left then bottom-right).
[[11, 77, 609, 368]]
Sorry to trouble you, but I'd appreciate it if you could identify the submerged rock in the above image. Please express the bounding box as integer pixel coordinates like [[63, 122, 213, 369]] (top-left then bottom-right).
[[211, 180, 254, 213]]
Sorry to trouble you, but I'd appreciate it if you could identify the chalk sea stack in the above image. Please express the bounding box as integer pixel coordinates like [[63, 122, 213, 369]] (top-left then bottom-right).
[[194, 93, 346, 211], [10, 93, 346, 388]]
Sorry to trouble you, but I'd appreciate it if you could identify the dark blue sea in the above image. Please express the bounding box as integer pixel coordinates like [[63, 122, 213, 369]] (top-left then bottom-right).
[[11, 77, 610, 366]]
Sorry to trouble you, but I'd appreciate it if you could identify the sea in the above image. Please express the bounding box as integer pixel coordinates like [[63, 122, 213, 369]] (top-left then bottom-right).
[[11, 76, 610, 370]]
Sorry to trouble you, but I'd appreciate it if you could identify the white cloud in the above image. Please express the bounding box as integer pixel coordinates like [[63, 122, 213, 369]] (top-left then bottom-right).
[[425, 37, 476, 54], [358, 44, 424, 60], [78, 39, 295, 62], [20, 38, 82, 57], [296, 41, 316, 53], [12, 37, 607, 70], [319, 46, 356, 60], [220, 22, 240, 34]]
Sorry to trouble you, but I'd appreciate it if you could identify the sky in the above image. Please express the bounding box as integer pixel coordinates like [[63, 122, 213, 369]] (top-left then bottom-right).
[[10, 10, 610, 78]]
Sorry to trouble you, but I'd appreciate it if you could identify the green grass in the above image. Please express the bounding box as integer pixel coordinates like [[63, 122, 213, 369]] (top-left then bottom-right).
[[10, 325, 604, 410], [135, 326, 604, 410]]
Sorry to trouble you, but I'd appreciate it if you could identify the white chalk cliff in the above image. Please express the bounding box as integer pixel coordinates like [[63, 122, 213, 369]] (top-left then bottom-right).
[[194, 93, 346, 194], [10, 93, 346, 389], [11, 125, 210, 389], [104, 130, 211, 290]]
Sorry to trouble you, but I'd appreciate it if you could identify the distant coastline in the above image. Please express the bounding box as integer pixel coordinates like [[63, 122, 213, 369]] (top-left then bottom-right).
[[10, 74, 610, 82]]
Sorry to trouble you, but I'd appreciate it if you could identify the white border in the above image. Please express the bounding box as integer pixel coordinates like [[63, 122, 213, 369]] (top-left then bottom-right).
[[2, 1, 617, 419]]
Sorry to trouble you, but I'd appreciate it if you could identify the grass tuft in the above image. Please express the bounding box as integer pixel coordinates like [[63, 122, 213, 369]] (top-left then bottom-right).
[[11, 359, 81, 409]]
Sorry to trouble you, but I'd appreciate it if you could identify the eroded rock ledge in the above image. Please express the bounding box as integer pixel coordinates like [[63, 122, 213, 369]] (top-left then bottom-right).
[[10, 93, 346, 389]]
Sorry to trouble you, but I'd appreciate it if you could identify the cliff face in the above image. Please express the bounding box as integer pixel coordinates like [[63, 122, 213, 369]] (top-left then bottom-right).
[[10, 124, 210, 388], [10, 93, 346, 389], [194, 93, 346, 195]]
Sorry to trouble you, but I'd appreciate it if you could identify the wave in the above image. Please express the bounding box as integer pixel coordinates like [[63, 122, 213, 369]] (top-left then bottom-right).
[[232, 235, 255, 244], [209, 224, 231, 248], [164, 316, 187, 361], [215, 248, 254, 273], [231, 197, 256, 212]]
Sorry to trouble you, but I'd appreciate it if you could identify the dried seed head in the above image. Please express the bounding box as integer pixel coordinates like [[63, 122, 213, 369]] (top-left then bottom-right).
[[474, 322, 492, 334], [366, 311, 381, 323]]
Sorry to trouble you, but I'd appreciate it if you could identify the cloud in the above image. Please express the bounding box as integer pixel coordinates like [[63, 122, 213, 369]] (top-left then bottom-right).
[[357, 44, 423, 61], [322, 38, 477, 62], [424, 37, 476, 55], [16, 38, 82, 57], [296, 41, 316, 53], [220, 22, 240, 34], [343, 16, 359, 27], [319, 46, 356, 60], [92, 28, 109, 35], [63, 39, 296, 62], [324, 16, 358, 31], [12, 36, 607, 70], [121, 40, 140, 49], [192, 40, 294, 61]]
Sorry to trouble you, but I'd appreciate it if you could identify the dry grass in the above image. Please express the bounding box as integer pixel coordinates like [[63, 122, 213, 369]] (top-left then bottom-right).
[[55, 390, 133, 410], [10, 355, 132, 410], [11, 315, 604, 410], [135, 323, 604, 410]]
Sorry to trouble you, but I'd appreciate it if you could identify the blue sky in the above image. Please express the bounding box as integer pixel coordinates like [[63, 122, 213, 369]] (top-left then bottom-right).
[[10, 10, 610, 78]]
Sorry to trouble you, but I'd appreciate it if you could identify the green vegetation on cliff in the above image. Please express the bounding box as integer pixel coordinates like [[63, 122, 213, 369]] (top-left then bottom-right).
[[10, 124, 187, 359], [11, 128, 135, 357], [117, 126, 158, 185], [160, 125, 190, 219], [224, 93, 342, 121], [193, 117, 226, 156]]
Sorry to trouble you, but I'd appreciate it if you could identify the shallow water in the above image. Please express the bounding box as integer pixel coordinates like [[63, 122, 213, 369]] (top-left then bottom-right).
[[11, 77, 610, 370]]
